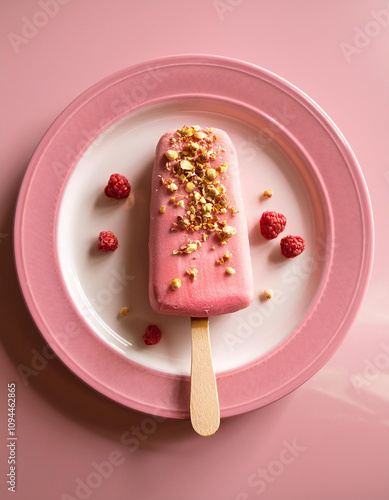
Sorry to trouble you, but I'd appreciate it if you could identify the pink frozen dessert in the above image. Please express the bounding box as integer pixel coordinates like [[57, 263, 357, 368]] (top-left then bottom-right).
[[148, 125, 253, 317]]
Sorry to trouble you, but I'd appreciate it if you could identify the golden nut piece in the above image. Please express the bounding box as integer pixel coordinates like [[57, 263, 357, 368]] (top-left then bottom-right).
[[170, 278, 182, 290], [264, 289, 273, 299], [180, 159, 194, 171], [222, 225, 237, 239], [263, 189, 273, 198], [168, 183, 178, 192], [120, 307, 129, 317], [225, 267, 236, 275], [206, 168, 217, 181], [185, 181, 195, 193], [159, 205, 166, 213], [165, 150, 178, 161], [194, 131, 207, 139]]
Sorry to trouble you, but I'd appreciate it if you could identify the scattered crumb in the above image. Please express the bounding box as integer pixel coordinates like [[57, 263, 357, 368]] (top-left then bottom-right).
[[120, 306, 129, 317], [263, 189, 273, 199], [264, 289, 273, 300], [170, 278, 182, 290]]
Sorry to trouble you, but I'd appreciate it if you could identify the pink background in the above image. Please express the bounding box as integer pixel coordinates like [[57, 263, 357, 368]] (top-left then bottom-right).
[[1, 1, 388, 499]]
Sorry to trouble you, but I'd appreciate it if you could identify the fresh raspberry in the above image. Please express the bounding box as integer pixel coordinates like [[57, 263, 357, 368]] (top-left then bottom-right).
[[280, 235, 305, 258], [259, 211, 287, 240], [104, 173, 131, 199], [143, 325, 162, 345], [97, 231, 118, 252]]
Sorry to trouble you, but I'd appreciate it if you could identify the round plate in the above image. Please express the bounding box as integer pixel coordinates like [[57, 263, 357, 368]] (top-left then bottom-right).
[[14, 55, 373, 418]]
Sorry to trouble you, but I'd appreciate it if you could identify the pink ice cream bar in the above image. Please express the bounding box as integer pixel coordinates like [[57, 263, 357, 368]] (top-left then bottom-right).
[[148, 125, 254, 317]]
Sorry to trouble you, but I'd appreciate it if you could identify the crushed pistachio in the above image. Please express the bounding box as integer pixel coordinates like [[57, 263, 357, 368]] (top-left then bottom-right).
[[263, 189, 273, 198], [186, 268, 199, 281], [264, 289, 273, 299], [172, 239, 201, 255], [206, 168, 217, 181], [120, 307, 129, 317], [217, 253, 232, 265], [225, 267, 236, 275], [185, 181, 195, 193], [168, 183, 178, 192], [165, 150, 178, 161], [221, 225, 237, 239], [170, 278, 182, 290], [194, 131, 207, 139], [161, 127, 243, 267], [180, 159, 193, 171]]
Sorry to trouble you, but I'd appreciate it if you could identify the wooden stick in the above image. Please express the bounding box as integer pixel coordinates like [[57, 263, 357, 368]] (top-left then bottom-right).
[[190, 317, 220, 436]]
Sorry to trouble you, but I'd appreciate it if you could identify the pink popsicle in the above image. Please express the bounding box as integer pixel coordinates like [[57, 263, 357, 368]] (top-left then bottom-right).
[[148, 125, 253, 317]]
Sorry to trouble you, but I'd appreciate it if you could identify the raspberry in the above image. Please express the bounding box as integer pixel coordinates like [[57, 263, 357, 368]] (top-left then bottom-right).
[[104, 173, 131, 199], [259, 211, 287, 240], [143, 325, 162, 345], [280, 235, 305, 258], [97, 231, 118, 252]]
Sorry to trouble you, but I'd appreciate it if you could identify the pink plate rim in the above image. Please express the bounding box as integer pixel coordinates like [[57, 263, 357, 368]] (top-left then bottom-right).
[[14, 54, 374, 419]]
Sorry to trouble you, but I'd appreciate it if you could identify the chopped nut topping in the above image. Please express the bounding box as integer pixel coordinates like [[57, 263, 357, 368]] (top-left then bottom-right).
[[161, 127, 242, 265], [221, 225, 237, 239], [263, 189, 273, 198], [185, 181, 195, 193], [180, 126, 194, 137], [159, 205, 166, 213], [170, 278, 182, 290], [206, 168, 217, 181], [120, 307, 129, 317], [194, 131, 207, 139], [264, 289, 273, 299], [186, 268, 199, 281], [225, 267, 236, 275], [217, 253, 232, 265], [168, 183, 178, 192], [180, 159, 193, 171], [165, 150, 178, 161], [172, 239, 201, 255]]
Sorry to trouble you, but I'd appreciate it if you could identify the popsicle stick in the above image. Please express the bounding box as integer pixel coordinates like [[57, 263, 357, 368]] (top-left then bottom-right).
[[190, 317, 220, 436]]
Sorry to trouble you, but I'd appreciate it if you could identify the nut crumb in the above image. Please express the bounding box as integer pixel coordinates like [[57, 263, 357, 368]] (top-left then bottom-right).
[[168, 183, 178, 192], [217, 253, 232, 265], [264, 289, 273, 299], [263, 189, 273, 198], [165, 150, 178, 161], [170, 278, 182, 290], [186, 268, 198, 281], [225, 267, 236, 275], [159, 205, 166, 213], [120, 307, 129, 317]]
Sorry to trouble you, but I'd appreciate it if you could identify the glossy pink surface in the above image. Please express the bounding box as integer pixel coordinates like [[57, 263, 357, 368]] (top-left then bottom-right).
[[1, 2, 388, 500]]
